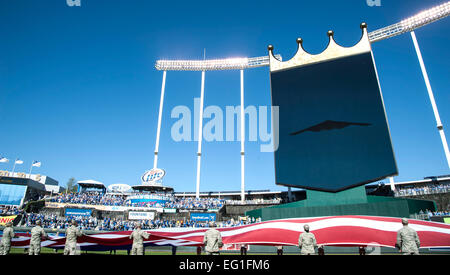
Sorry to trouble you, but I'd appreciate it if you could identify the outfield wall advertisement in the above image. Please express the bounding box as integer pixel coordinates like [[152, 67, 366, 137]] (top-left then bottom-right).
[[128, 211, 155, 220], [46, 201, 165, 213], [190, 212, 216, 222]]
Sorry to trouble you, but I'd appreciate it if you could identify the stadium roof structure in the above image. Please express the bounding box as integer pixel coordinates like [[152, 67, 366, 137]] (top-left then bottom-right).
[[155, 1, 450, 71], [77, 180, 105, 188], [392, 176, 450, 187]]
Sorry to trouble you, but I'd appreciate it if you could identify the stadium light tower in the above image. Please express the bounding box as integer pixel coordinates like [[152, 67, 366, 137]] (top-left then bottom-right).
[[410, 31, 450, 168], [153, 70, 167, 169], [154, 1, 450, 194], [240, 69, 245, 202], [196, 71, 206, 199]]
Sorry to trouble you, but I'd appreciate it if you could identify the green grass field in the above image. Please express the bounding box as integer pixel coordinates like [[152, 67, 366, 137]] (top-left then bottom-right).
[[9, 247, 252, 255], [9, 247, 450, 255], [9, 247, 195, 255]]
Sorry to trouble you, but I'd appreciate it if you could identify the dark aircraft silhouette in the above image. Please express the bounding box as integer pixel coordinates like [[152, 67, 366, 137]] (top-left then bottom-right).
[[289, 120, 371, 136]]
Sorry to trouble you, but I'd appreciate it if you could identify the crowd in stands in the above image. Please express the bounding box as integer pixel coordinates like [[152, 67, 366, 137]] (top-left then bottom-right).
[[19, 211, 261, 231], [50, 192, 226, 210], [422, 209, 450, 218], [98, 217, 215, 231], [0, 205, 23, 216], [429, 211, 450, 216], [50, 192, 127, 206], [410, 209, 450, 221], [22, 212, 99, 230], [394, 183, 450, 197], [137, 197, 225, 210]]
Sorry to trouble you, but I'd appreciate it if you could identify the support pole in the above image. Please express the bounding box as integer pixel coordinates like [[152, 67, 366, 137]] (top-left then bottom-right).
[[153, 71, 167, 169], [196, 71, 206, 199], [389, 177, 395, 191], [411, 31, 450, 169], [241, 70, 245, 202], [240, 70, 245, 202]]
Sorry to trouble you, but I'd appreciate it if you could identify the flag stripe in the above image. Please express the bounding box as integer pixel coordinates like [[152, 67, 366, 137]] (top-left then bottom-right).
[[8, 216, 450, 250]]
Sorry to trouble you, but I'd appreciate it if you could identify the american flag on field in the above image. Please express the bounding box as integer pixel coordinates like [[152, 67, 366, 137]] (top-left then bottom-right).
[[8, 216, 450, 251]]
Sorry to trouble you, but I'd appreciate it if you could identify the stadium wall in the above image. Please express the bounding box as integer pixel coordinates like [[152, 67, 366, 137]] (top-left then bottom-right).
[[246, 192, 437, 221], [396, 193, 449, 211]]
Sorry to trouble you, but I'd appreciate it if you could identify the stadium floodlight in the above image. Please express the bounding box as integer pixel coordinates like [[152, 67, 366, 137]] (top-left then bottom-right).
[[368, 1, 450, 42], [155, 55, 281, 71], [155, 1, 449, 71], [152, 1, 450, 197]]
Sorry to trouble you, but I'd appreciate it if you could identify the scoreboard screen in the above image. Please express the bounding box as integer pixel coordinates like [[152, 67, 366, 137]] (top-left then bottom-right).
[[270, 50, 398, 192]]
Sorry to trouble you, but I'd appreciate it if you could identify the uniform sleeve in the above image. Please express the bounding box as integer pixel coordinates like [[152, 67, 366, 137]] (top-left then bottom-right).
[[203, 232, 208, 245], [396, 231, 402, 249], [217, 232, 223, 248], [313, 234, 317, 247], [142, 231, 150, 239], [77, 228, 82, 237], [9, 229, 15, 239], [298, 234, 303, 248], [129, 232, 133, 240], [414, 231, 420, 248], [42, 228, 48, 238]]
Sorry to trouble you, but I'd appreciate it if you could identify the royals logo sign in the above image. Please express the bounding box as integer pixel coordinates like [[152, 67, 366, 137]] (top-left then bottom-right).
[[141, 168, 166, 184]]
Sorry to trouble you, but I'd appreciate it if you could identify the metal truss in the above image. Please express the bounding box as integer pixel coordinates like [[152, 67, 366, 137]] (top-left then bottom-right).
[[155, 1, 449, 71]]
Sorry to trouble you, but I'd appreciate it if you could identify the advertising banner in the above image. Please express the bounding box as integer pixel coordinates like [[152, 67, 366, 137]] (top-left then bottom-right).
[[46, 201, 163, 212], [163, 208, 177, 213], [65, 208, 92, 217], [0, 215, 17, 225], [128, 211, 155, 220], [126, 194, 170, 206], [190, 212, 216, 222]]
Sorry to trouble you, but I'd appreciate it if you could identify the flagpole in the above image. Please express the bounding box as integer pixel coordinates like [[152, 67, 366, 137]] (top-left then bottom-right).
[[29, 162, 34, 179], [11, 160, 17, 177]]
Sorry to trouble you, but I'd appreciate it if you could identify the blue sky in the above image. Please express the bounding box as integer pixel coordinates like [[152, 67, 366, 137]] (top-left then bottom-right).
[[0, 0, 449, 192]]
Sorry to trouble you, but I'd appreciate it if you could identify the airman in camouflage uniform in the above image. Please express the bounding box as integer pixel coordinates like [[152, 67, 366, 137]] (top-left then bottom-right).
[[29, 220, 47, 255], [129, 223, 149, 255], [396, 218, 420, 255], [64, 220, 83, 255], [298, 224, 317, 255], [203, 222, 223, 255], [0, 222, 15, 255]]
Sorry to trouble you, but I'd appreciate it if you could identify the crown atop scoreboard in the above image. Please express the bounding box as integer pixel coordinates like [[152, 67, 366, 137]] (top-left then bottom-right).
[[268, 23, 371, 72], [267, 23, 398, 192]]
